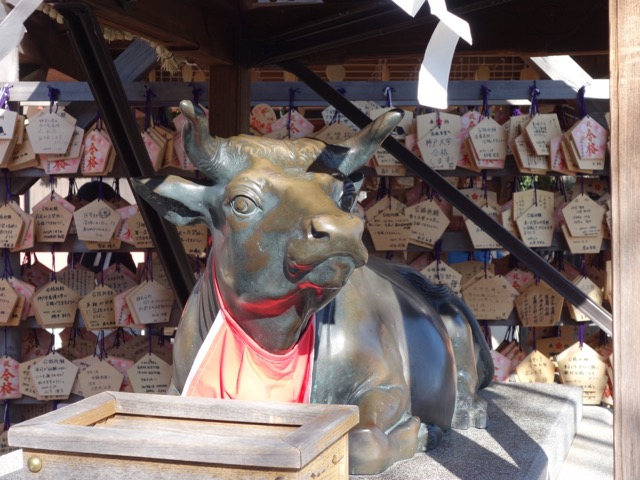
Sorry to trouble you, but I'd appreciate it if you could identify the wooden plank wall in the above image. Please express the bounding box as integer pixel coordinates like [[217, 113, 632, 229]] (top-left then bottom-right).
[[610, 0, 640, 477]]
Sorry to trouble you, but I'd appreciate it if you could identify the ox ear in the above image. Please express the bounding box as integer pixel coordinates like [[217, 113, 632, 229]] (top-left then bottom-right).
[[132, 176, 214, 228], [336, 109, 404, 176]]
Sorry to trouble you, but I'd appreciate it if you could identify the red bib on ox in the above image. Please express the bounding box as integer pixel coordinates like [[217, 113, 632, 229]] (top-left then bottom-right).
[[182, 278, 315, 403]]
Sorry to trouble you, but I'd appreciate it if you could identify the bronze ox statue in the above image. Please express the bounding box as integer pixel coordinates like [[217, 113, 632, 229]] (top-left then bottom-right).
[[133, 100, 494, 475]]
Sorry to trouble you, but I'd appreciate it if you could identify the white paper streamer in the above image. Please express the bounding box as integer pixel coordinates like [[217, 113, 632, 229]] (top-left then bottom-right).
[[393, 0, 427, 17], [393, 0, 473, 108], [418, 21, 460, 109], [0, 0, 42, 64], [428, 0, 472, 43]]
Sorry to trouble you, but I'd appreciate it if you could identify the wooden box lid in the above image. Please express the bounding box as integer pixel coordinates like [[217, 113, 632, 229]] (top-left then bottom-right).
[[8, 391, 359, 470]]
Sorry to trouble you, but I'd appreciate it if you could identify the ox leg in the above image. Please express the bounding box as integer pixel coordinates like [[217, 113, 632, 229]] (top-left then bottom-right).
[[348, 387, 426, 475], [442, 315, 488, 429]]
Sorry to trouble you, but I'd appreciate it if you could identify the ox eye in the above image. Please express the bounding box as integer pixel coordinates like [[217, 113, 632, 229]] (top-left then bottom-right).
[[231, 195, 258, 215]]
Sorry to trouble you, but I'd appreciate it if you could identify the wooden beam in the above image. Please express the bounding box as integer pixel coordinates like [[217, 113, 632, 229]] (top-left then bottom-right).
[[610, 0, 640, 477], [208, 65, 251, 136], [75, 0, 237, 66], [65, 39, 159, 128], [20, 12, 87, 81], [9, 79, 604, 107], [57, 2, 195, 309]]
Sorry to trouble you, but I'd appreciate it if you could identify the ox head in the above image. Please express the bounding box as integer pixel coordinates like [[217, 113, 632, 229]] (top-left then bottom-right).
[[133, 100, 402, 346]]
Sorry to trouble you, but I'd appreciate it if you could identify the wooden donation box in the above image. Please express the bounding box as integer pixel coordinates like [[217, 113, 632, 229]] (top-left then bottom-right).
[[8, 391, 359, 479]]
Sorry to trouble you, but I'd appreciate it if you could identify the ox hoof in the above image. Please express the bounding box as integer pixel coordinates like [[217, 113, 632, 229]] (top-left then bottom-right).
[[452, 394, 488, 430], [421, 423, 443, 451]]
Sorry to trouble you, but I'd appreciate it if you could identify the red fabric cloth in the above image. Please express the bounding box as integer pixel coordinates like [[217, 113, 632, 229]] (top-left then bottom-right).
[[183, 277, 315, 403]]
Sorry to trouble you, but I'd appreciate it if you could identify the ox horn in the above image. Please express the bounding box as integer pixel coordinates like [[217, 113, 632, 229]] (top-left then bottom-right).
[[335, 109, 404, 176], [179, 100, 226, 182]]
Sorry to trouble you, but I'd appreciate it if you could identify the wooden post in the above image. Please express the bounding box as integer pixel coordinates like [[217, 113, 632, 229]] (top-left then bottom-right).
[[610, 0, 640, 477], [208, 65, 250, 137]]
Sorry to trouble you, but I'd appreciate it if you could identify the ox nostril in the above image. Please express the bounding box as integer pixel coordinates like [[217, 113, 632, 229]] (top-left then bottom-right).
[[310, 220, 330, 240]]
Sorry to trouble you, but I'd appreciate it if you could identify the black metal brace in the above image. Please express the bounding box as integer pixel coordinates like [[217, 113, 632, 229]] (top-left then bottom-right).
[[279, 60, 613, 336], [57, 2, 195, 309]]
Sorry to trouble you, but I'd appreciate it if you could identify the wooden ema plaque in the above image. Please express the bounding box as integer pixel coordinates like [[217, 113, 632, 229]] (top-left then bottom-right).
[[561, 223, 603, 255], [269, 110, 315, 140], [567, 276, 604, 322], [250, 103, 277, 134], [0, 279, 19, 324], [514, 280, 564, 327], [515, 203, 555, 248], [127, 211, 153, 248], [366, 197, 411, 252], [0, 109, 18, 142], [562, 193, 605, 238], [556, 342, 608, 405], [512, 189, 554, 220], [367, 210, 412, 251], [515, 350, 556, 384], [71, 356, 98, 397], [30, 352, 78, 401], [321, 100, 377, 133], [452, 188, 498, 217], [0, 355, 22, 400], [79, 284, 117, 330], [81, 129, 112, 176], [124, 336, 173, 367], [8, 201, 34, 252], [504, 268, 535, 293], [451, 261, 495, 289], [85, 238, 123, 251], [114, 287, 137, 328], [127, 280, 175, 325], [491, 349, 512, 382], [12, 135, 38, 172], [4, 284, 25, 327], [40, 125, 84, 163], [19, 357, 40, 398], [524, 113, 562, 156], [77, 360, 123, 397], [8, 391, 359, 479], [373, 162, 406, 177], [416, 112, 461, 170], [73, 199, 121, 243], [57, 267, 96, 298], [0, 203, 24, 249], [25, 110, 76, 155], [404, 199, 450, 249], [569, 116, 608, 170], [373, 149, 403, 168], [500, 208, 520, 237], [457, 111, 482, 170], [176, 224, 209, 255], [462, 275, 519, 320], [468, 117, 507, 169], [33, 195, 74, 243], [31, 281, 80, 328], [0, 114, 21, 168], [550, 135, 573, 174], [314, 122, 355, 144], [99, 264, 137, 294], [420, 260, 462, 296], [535, 327, 584, 358], [507, 115, 529, 151], [511, 132, 548, 173], [128, 353, 172, 394], [464, 205, 501, 249]]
